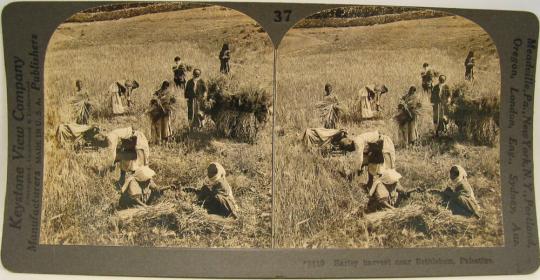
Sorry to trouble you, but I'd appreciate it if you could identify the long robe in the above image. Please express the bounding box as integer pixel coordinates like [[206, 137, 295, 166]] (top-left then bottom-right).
[[150, 88, 175, 143], [357, 86, 375, 119], [398, 94, 419, 145], [452, 180, 480, 217], [109, 82, 125, 115], [200, 178, 238, 217]]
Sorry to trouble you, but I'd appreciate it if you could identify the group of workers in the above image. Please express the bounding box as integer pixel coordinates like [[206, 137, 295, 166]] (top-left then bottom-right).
[[55, 122, 239, 218], [60, 43, 239, 218], [308, 51, 481, 218]]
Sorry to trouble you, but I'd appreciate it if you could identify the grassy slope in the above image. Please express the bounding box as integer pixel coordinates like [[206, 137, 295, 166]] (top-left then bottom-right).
[[42, 6, 273, 247], [274, 16, 503, 248]]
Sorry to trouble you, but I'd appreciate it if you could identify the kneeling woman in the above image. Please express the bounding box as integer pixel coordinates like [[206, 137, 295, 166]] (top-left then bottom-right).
[[444, 165, 481, 218], [199, 162, 239, 219]]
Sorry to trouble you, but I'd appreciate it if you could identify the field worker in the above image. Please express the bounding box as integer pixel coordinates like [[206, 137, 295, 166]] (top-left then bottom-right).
[[109, 80, 139, 115], [95, 126, 150, 187], [185, 69, 208, 128], [431, 75, 451, 136], [365, 169, 406, 212], [199, 162, 239, 218], [338, 130, 396, 191], [55, 123, 101, 149], [118, 166, 159, 209], [302, 127, 348, 154], [421, 62, 434, 94], [219, 43, 231, 74], [397, 86, 420, 146], [356, 84, 388, 119], [149, 81, 176, 144], [123, 80, 139, 108], [172, 56, 188, 90], [323, 83, 338, 103], [72, 80, 93, 125], [443, 165, 481, 218], [464, 51, 475, 81]]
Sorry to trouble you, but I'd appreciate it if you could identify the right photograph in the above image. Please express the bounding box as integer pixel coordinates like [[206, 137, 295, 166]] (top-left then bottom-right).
[[274, 6, 503, 248]]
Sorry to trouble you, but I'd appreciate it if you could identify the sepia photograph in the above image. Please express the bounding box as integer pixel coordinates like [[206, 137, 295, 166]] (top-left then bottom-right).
[[274, 6, 503, 248], [42, 2, 273, 248]]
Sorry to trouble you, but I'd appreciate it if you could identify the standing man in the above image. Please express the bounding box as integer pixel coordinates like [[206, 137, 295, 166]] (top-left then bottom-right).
[[431, 75, 451, 136], [185, 69, 207, 128]]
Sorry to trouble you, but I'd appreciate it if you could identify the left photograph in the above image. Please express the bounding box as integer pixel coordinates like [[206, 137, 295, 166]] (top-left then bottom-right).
[[42, 2, 273, 247]]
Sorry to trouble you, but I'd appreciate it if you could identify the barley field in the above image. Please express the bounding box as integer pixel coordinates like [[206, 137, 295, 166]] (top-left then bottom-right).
[[41, 4, 504, 249], [274, 15, 503, 248], [42, 6, 273, 247]]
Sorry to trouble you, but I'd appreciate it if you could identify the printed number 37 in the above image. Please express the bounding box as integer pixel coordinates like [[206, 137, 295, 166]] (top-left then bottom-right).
[[274, 10, 292, 22]]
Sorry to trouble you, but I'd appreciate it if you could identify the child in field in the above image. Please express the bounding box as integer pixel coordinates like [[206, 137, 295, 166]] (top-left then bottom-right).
[[172, 56, 188, 90], [323, 83, 338, 103], [421, 63, 434, 94], [464, 51, 475, 81], [219, 43, 231, 74]]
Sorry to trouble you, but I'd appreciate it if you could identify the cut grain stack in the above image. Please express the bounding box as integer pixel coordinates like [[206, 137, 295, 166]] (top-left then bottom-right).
[[115, 202, 177, 224], [448, 82, 500, 146], [394, 95, 424, 126], [315, 98, 341, 129], [364, 204, 423, 229], [205, 76, 271, 144]]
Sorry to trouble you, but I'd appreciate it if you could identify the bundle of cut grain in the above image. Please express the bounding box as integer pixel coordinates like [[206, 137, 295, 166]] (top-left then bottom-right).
[[116, 202, 176, 224], [315, 99, 341, 129], [448, 82, 500, 146], [394, 96, 424, 126], [72, 96, 93, 125], [364, 204, 423, 229], [205, 76, 271, 143]]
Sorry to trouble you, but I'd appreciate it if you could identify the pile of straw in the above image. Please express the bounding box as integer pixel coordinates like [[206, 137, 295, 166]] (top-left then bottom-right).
[[72, 96, 93, 125], [205, 76, 271, 143], [364, 204, 423, 229], [116, 202, 176, 224], [448, 83, 500, 146]]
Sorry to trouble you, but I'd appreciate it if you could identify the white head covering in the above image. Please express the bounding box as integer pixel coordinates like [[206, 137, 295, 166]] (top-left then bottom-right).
[[450, 165, 467, 185], [134, 166, 156, 182], [369, 169, 402, 197], [380, 169, 402, 185], [207, 162, 226, 183]]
